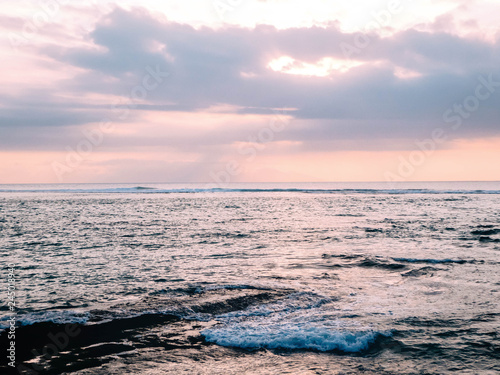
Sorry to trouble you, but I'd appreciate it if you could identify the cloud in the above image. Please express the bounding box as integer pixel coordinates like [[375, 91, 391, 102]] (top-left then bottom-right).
[[1, 5, 500, 156]]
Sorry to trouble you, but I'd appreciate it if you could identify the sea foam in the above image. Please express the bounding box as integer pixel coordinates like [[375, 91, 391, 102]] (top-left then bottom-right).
[[202, 323, 384, 352], [0, 310, 89, 331], [202, 291, 388, 352]]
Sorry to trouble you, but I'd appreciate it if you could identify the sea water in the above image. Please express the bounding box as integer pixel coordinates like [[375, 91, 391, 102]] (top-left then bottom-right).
[[0, 182, 499, 374]]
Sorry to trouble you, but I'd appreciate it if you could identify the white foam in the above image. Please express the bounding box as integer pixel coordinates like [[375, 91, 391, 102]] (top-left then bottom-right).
[[201, 291, 388, 353], [202, 323, 383, 352], [0, 310, 89, 330]]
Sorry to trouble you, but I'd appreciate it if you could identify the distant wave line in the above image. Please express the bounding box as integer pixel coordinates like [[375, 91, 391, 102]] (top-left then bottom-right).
[[1, 187, 500, 194]]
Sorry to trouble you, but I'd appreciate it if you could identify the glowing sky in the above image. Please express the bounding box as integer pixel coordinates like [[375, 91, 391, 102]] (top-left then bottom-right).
[[1, 0, 500, 183]]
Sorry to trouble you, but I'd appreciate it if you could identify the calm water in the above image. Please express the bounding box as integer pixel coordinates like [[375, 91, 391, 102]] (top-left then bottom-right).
[[1, 182, 499, 374]]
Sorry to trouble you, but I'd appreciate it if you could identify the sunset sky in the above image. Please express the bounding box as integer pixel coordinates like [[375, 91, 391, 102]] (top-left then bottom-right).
[[1, 0, 500, 183]]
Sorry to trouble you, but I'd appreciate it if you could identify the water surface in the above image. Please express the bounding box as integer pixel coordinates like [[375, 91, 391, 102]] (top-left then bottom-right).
[[1, 182, 499, 374]]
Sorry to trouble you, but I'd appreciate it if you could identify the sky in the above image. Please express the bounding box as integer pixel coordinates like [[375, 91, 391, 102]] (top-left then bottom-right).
[[1, 0, 500, 183]]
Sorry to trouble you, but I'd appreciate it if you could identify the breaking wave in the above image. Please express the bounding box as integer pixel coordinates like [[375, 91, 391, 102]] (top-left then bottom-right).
[[202, 323, 386, 352]]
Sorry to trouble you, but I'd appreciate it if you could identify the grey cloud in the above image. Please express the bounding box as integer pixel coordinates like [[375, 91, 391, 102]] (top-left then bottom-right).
[[3, 6, 500, 152]]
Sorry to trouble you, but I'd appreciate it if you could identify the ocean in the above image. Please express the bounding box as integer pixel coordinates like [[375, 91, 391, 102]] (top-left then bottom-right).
[[1, 182, 499, 374]]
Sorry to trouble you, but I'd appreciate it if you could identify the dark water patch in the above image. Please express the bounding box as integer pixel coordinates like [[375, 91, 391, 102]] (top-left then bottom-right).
[[357, 258, 406, 270], [392, 257, 472, 264], [0, 314, 183, 374], [143, 232, 166, 237], [470, 312, 500, 322], [322, 254, 406, 271], [319, 236, 341, 241], [397, 317, 463, 328], [207, 253, 238, 259], [261, 275, 301, 281], [192, 231, 251, 239], [41, 302, 82, 311], [229, 217, 254, 222], [478, 236, 500, 243], [390, 328, 500, 371], [142, 244, 164, 250], [153, 278, 184, 283], [12, 264, 40, 270], [322, 253, 363, 260], [471, 228, 500, 235], [190, 292, 284, 315], [313, 272, 339, 280], [364, 228, 384, 233], [149, 286, 205, 296], [26, 241, 46, 246], [433, 327, 479, 338], [143, 285, 290, 316], [196, 240, 220, 244], [401, 266, 441, 277]]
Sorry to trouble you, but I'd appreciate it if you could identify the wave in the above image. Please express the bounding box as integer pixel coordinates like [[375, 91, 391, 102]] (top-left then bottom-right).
[[0, 284, 397, 375], [321, 254, 407, 270], [392, 257, 470, 264], [0, 186, 162, 193], [401, 266, 441, 277], [0, 310, 89, 330], [321, 254, 476, 274], [200, 290, 390, 353], [1, 187, 500, 194], [202, 323, 387, 352], [0, 284, 288, 331], [471, 228, 500, 236]]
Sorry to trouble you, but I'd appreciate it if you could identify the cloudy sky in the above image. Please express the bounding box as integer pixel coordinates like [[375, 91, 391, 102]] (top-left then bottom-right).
[[1, 0, 500, 183]]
